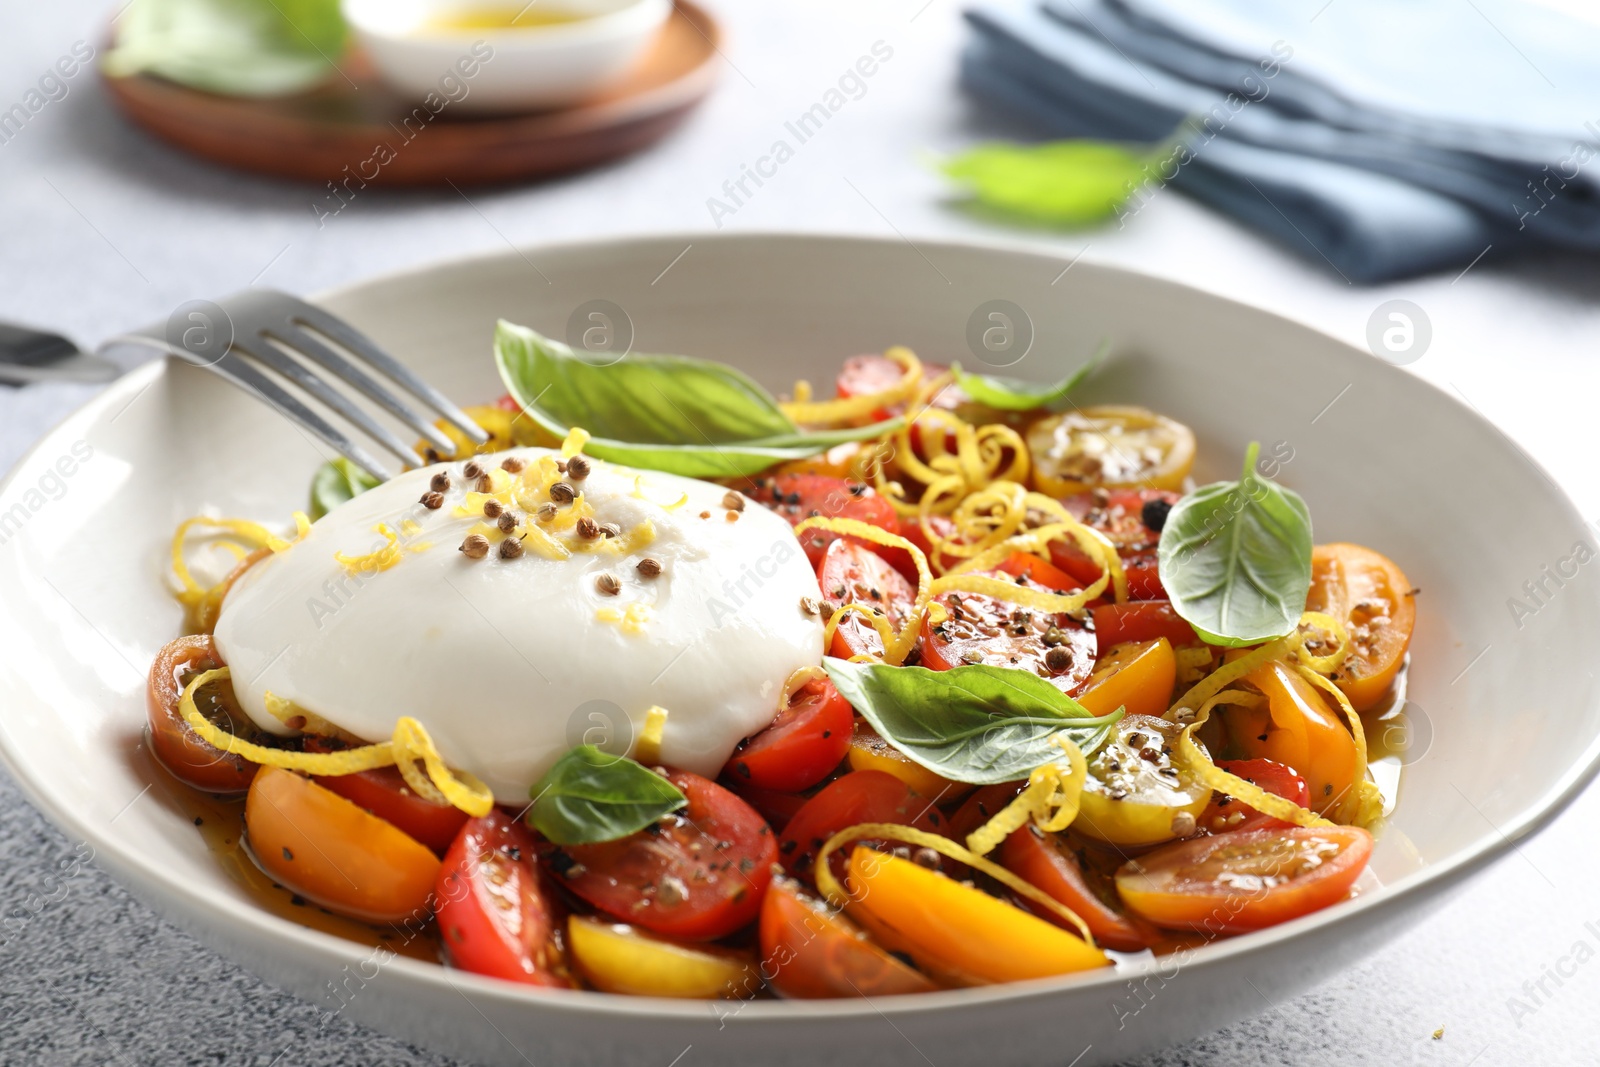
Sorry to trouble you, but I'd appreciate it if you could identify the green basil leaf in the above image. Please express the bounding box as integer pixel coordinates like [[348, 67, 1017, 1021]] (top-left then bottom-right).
[[494, 320, 904, 478], [822, 658, 1123, 785], [953, 342, 1105, 411], [105, 0, 347, 98], [941, 140, 1166, 226], [1156, 442, 1313, 647], [308, 457, 380, 520], [527, 745, 687, 846]]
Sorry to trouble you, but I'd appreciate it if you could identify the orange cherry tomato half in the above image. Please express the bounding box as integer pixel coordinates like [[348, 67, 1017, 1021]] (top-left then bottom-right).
[[997, 550, 1082, 593], [724, 678, 853, 793], [245, 767, 441, 924], [1239, 661, 1359, 816], [304, 736, 468, 855], [846, 848, 1109, 984], [778, 770, 948, 883], [545, 770, 776, 941], [436, 810, 572, 987], [1000, 825, 1152, 952], [1115, 826, 1372, 934], [759, 873, 938, 998], [1198, 759, 1309, 836], [749, 472, 901, 570], [146, 634, 262, 793], [1305, 543, 1417, 712], [1074, 638, 1177, 721], [818, 538, 917, 660], [1090, 600, 1199, 655]]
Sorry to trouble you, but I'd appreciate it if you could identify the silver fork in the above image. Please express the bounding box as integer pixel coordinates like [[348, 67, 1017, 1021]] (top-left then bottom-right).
[[100, 289, 487, 480]]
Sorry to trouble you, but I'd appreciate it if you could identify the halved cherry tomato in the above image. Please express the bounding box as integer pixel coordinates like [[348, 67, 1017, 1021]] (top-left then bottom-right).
[[899, 513, 964, 575], [719, 777, 814, 833], [760, 873, 938, 998], [836, 354, 961, 424], [1028, 406, 1195, 499], [845, 848, 1108, 984], [304, 736, 468, 855], [1075, 714, 1209, 848], [1001, 825, 1151, 951], [545, 770, 775, 941], [998, 550, 1082, 592], [778, 770, 948, 882], [567, 916, 754, 998], [1091, 600, 1199, 655], [947, 782, 1026, 842], [847, 723, 972, 803], [1305, 543, 1416, 712], [818, 538, 917, 660], [1235, 661, 1359, 816], [749, 473, 901, 569], [1199, 759, 1309, 835], [436, 811, 571, 986], [771, 442, 865, 481], [1048, 488, 1179, 599], [920, 570, 1097, 693], [724, 678, 852, 793], [1075, 638, 1177, 721], [246, 767, 440, 924], [1115, 826, 1372, 934], [147, 634, 262, 793]]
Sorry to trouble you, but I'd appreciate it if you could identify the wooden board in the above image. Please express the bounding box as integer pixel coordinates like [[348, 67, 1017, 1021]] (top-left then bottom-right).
[[101, 2, 720, 188]]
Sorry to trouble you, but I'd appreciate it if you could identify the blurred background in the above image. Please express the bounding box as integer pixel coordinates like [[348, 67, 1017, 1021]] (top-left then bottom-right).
[[4, 0, 1600, 1063]]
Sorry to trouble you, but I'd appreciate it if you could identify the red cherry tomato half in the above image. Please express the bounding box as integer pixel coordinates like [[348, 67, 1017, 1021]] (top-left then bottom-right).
[[818, 538, 918, 660], [778, 770, 948, 884], [304, 737, 469, 855], [920, 570, 1097, 693], [719, 777, 815, 834], [1048, 489, 1179, 600], [835, 354, 960, 422], [725, 678, 853, 793], [1090, 600, 1200, 656], [1116, 826, 1372, 934], [998, 551, 1083, 593], [947, 782, 1026, 843], [748, 473, 901, 570], [1001, 825, 1152, 952], [544, 770, 776, 941], [146, 634, 262, 793], [436, 811, 572, 986], [1198, 759, 1309, 836], [760, 873, 938, 998]]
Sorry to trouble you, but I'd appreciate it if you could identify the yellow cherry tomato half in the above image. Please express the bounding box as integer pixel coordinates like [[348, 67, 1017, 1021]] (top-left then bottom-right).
[[566, 916, 756, 999], [1027, 405, 1196, 499], [1076, 638, 1177, 721], [1305, 543, 1417, 712], [844, 847, 1108, 985], [245, 766, 440, 924], [1237, 660, 1359, 816], [1075, 714, 1210, 848], [848, 725, 974, 803]]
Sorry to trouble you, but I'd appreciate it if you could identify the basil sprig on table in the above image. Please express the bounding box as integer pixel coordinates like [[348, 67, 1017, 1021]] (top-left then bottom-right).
[[308, 457, 381, 520], [823, 658, 1124, 785], [495, 321, 903, 479], [1156, 441, 1313, 647], [952, 341, 1105, 411], [526, 745, 687, 846]]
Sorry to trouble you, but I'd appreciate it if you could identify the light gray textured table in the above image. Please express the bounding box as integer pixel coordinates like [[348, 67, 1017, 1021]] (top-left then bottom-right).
[[4, 1, 1600, 1064]]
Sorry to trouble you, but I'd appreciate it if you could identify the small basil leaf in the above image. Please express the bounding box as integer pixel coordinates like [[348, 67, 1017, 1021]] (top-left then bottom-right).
[[495, 320, 797, 445], [308, 457, 380, 520], [822, 658, 1122, 786], [941, 140, 1168, 226], [527, 745, 687, 846], [1156, 442, 1313, 647], [953, 342, 1105, 411], [495, 319, 904, 478]]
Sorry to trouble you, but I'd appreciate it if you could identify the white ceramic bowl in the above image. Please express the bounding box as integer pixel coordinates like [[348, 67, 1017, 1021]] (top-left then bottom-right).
[[342, 0, 673, 113], [3, 234, 1599, 1066]]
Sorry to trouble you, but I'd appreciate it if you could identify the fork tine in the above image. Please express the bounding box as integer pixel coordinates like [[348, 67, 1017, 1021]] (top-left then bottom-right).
[[228, 334, 427, 470], [288, 301, 490, 446], [269, 323, 457, 457]]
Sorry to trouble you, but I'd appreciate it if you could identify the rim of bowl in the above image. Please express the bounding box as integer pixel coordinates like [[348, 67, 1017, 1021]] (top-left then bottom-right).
[[4, 230, 1599, 1023]]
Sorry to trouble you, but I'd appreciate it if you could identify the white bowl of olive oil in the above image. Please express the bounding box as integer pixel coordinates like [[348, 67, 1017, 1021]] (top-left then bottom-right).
[[343, 0, 673, 113]]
